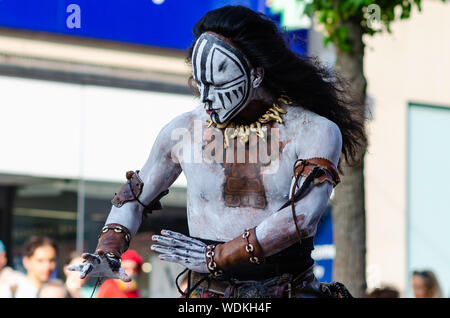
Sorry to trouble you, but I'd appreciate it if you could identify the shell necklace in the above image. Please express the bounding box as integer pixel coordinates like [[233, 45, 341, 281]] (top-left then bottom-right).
[[206, 95, 292, 148]]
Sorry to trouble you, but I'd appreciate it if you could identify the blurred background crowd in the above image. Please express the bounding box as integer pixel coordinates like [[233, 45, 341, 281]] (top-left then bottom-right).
[[0, 238, 146, 298], [0, 238, 443, 298], [0, 0, 449, 298]]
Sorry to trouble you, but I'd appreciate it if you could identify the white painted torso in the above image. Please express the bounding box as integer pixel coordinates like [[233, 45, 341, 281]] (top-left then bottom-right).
[[106, 102, 342, 256], [182, 104, 333, 241]]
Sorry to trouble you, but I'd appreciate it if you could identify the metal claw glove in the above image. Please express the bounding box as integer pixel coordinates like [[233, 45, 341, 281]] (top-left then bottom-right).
[[151, 230, 209, 274]]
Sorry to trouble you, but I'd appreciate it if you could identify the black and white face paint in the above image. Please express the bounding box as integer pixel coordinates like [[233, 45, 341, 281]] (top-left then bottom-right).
[[192, 32, 262, 124]]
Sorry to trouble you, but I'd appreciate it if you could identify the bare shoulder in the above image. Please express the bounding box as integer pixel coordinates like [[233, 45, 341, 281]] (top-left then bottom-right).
[[166, 105, 203, 128], [158, 104, 205, 136], [147, 106, 203, 157], [283, 105, 342, 165]]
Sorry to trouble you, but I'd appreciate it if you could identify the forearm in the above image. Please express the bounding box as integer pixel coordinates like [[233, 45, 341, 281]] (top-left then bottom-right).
[[105, 134, 182, 238], [105, 203, 143, 238], [104, 169, 179, 238], [105, 168, 179, 237], [255, 182, 332, 257]]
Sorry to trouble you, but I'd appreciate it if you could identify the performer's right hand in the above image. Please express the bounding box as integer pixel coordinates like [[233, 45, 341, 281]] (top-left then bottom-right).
[[67, 251, 131, 282]]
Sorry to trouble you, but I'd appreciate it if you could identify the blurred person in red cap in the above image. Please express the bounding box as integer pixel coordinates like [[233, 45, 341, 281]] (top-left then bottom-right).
[[96, 249, 143, 298]]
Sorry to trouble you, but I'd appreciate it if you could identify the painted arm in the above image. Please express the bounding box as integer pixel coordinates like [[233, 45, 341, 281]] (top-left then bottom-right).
[[256, 120, 342, 256], [151, 120, 342, 274], [255, 168, 334, 257], [69, 114, 184, 280], [105, 121, 183, 237]]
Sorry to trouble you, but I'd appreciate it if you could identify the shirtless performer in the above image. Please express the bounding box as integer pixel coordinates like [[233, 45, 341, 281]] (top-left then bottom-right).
[[69, 6, 366, 298]]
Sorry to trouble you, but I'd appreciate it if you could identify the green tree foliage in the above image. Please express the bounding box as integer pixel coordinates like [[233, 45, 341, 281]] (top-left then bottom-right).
[[301, 0, 443, 51]]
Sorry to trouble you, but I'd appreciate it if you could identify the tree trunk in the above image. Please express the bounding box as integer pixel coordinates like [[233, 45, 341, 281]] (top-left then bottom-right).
[[332, 19, 368, 298]]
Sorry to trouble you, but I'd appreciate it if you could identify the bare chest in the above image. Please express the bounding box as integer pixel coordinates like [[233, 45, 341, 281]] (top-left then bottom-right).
[[180, 123, 298, 239]]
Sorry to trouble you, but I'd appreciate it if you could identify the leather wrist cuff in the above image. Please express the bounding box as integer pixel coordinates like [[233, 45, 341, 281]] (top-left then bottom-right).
[[111, 171, 144, 208], [95, 223, 131, 259], [111, 170, 169, 217], [293, 157, 340, 187], [212, 227, 264, 271]]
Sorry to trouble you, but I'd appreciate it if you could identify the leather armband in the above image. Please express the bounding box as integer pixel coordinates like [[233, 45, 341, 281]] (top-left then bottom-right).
[[293, 157, 340, 187], [207, 227, 264, 274], [95, 223, 131, 259], [112, 171, 144, 208], [111, 170, 169, 215]]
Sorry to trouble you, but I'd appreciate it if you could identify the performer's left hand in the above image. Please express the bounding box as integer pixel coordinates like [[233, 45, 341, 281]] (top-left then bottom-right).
[[151, 230, 209, 273]]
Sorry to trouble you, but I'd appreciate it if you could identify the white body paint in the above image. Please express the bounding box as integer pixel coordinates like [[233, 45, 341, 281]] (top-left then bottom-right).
[[106, 102, 342, 258]]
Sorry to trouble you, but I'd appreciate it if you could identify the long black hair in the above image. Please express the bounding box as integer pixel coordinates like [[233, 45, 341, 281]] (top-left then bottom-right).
[[186, 5, 367, 171]]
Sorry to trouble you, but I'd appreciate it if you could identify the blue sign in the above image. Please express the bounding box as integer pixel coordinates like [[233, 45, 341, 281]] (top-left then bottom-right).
[[0, 0, 307, 54], [313, 206, 335, 283]]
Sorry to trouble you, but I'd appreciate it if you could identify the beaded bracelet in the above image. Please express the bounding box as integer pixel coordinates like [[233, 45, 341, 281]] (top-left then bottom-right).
[[205, 245, 223, 278], [242, 228, 261, 264], [99, 224, 131, 245]]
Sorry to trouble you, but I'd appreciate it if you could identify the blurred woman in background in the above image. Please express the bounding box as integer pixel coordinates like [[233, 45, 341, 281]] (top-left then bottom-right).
[[412, 270, 442, 298]]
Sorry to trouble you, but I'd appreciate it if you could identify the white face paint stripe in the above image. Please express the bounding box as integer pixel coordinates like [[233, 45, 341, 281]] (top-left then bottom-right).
[[200, 39, 214, 84], [193, 38, 211, 103], [193, 38, 208, 83], [205, 44, 213, 84]]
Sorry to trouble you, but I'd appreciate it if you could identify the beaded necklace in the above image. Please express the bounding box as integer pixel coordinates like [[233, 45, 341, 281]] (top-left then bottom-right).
[[206, 95, 292, 148]]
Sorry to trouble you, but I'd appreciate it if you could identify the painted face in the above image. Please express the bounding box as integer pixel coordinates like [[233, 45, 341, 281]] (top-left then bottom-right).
[[192, 32, 256, 124]]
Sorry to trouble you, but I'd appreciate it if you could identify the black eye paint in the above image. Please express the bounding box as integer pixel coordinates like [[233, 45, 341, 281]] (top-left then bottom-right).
[[218, 60, 227, 72]]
